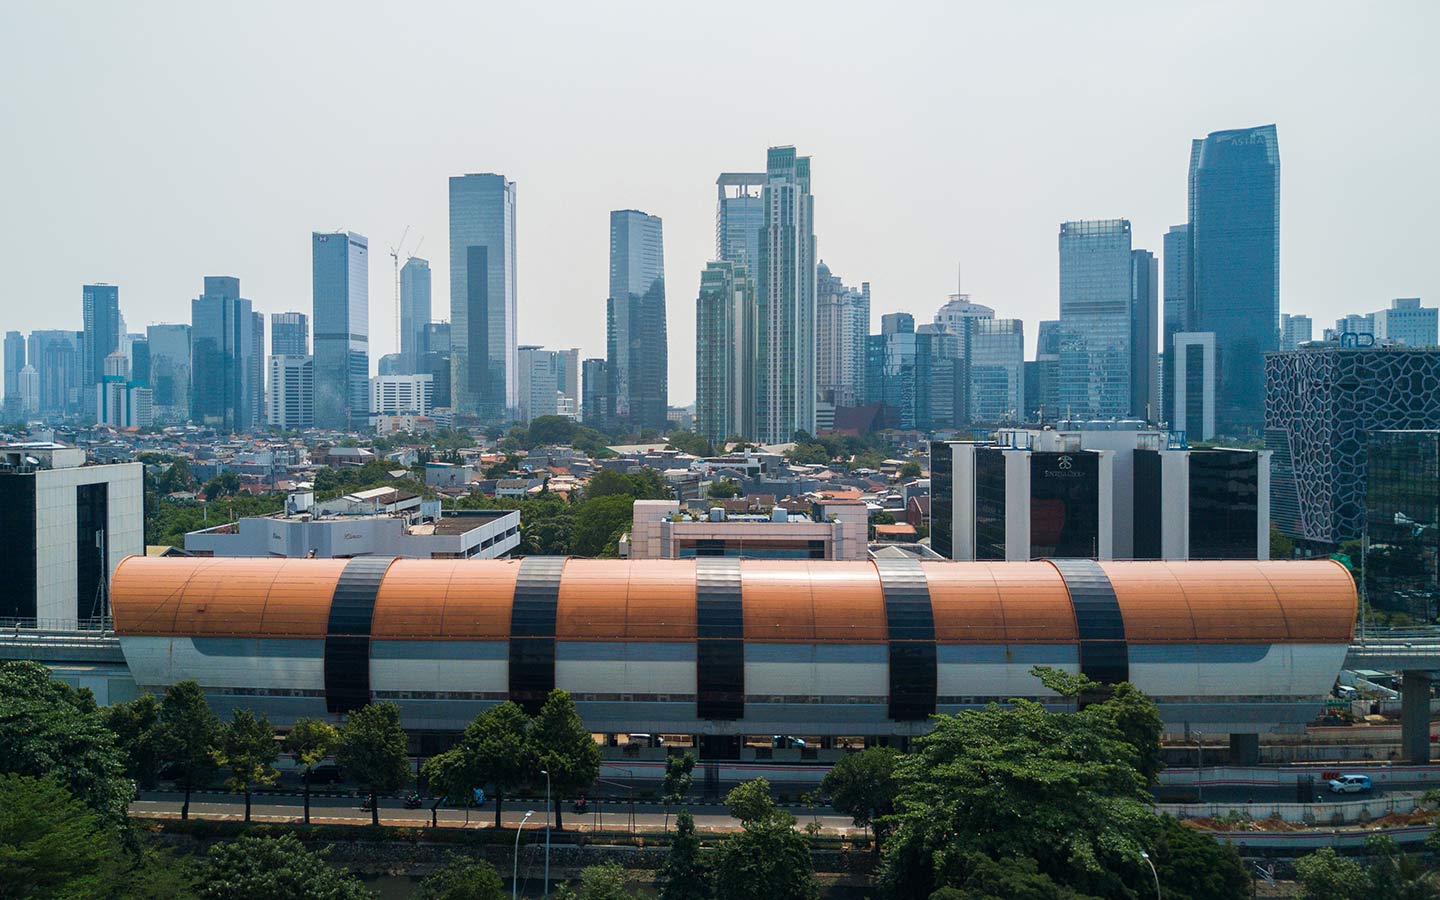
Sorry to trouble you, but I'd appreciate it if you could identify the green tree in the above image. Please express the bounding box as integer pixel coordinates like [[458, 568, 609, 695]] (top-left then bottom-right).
[[1032, 666, 1165, 786], [724, 778, 777, 826], [528, 415, 579, 448], [101, 692, 169, 789], [819, 746, 900, 849], [337, 702, 411, 827], [202, 470, 241, 500], [213, 709, 279, 823], [1362, 834, 1435, 900], [876, 699, 1154, 898], [667, 431, 715, 458], [706, 478, 741, 500], [930, 855, 1103, 899], [0, 773, 120, 899], [1270, 527, 1295, 559], [284, 717, 339, 825], [661, 752, 696, 832], [421, 701, 533, 829], [197, 834, 372, 900], [1148, 815, 1251, 900], [554, 862, 639, 900], [156, 459, 198, 494], [711, 807, 818, 900], [572, 494, 635, 557], [898, 460, 923, 478], [1294, 847, 1369, 900], [416, 853, 505, 900], [658, 809, 710, 900], [532, 690, 600, 831], [160, 680, 221, 821], [0, 660, 132, 820]]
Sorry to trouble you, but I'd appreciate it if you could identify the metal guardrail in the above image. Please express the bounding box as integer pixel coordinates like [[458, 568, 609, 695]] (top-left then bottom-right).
[[1354, 626, 1440, 643], [0, 617, 112, 632]]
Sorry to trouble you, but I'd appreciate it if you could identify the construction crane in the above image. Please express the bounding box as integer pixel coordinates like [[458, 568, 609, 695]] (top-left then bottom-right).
[[388, 227, 421, 368]]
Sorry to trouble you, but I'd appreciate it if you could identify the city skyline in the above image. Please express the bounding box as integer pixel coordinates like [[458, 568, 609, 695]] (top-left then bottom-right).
[[2, 4, 1434, 407]]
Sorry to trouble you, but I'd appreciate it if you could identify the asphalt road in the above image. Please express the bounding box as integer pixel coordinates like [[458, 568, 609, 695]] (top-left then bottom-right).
[[131, 790, 858, 833]]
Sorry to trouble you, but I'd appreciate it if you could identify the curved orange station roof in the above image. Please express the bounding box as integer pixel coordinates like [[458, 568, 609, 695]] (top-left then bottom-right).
[[110, 556, 1356, 645]]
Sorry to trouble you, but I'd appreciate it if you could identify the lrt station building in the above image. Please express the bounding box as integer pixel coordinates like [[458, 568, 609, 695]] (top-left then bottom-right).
[[109, 555, 1354, 765]]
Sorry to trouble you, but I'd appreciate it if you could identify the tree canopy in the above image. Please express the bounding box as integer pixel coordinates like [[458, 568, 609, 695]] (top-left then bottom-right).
[[160, 680, 221, 820], [0, 660, 132, 820], [196, 834, 372, 900], [532, 690, 601, 829], [712, 781, 818, 900], [416, 854, 505, 900], [819, 746, 900, 846], [214, 708, 279, 822], [338, 702, 411, 826]]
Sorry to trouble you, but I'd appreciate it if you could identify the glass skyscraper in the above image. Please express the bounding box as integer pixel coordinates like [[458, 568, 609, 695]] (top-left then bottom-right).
[[1057, 219, 1133, 420], [399, 257, 431, 375], [695, 260, 752, 444], [270, 312, 309, 357], [81, 284, 120, 398], [1189, 124, 1280, 436], [715, 173, 765, 271], [756, 146, 816, 443], [3, 331, 24, 416], [815, 262, 870, 409], [449, 174, 517, 423], [312, 231, 368, 430], [27, 330, 81, 418], [1161, 224, 1190, 424], [146, 323, 191, 423], [606, 209, 667, 430], [190, 276, 260, 432], [1131, 248, 1159, 421]]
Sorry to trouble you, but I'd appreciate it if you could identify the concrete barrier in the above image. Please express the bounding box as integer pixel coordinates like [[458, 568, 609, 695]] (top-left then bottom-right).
[[1159, 795, 1424, 825]]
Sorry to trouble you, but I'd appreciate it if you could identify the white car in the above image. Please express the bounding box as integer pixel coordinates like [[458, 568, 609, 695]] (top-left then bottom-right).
[[1327, 774, 1374, 794]]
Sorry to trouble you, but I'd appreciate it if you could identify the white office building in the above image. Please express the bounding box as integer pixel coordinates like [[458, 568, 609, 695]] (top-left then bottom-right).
[[370, 374, 433, 417], [0, 443, 143, 628], [268, 355, 314, 430]]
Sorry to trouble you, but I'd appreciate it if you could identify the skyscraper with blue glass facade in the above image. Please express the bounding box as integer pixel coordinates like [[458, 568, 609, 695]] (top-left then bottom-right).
[[1189, 124, 1280, 436], [1161, 224, 1190, 424], [449, 174, 517, 423], [399, 257, 431, 375], [312, 231, 369, 430], [270, 312, 309, 357], [756, 146, 816, 443], [190, 276, 260, 432], [81, 285, 120, 414], [1057, 220, 1133, 420], [606, 209, 667, 430]]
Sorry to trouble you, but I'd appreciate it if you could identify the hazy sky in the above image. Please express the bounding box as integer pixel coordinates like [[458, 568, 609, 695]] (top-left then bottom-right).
[[2, 1, 1436, 405]]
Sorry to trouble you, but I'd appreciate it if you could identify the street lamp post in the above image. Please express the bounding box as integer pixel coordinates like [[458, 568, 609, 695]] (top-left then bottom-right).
[[1139, 850, 1160, 900], [542, 769, 552, 900], [512, 810, 535, 900]]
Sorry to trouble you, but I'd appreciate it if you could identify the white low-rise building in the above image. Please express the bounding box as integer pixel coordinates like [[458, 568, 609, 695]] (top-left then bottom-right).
[[184, 507, 520, 560], [623, 498, 868, 560]]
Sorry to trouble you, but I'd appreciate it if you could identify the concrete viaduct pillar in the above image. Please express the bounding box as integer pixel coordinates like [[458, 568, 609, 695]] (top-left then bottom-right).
[[1227, 733, 1260, 766], [1402, 670, 1432, 765]]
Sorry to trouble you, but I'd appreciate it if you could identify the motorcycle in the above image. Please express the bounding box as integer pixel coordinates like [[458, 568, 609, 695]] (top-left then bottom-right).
[[572, 796, 589, 814], [403, 792, 424, 809]]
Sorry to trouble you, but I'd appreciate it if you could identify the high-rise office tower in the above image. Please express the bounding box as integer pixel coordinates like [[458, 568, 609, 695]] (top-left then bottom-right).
[[1279, 314, 1313, 351], [1188, 124, 1280, 436], [582, 358, 608, 427], [1131, 248, 1159, 421], [866, 312, 962, 432], [27, 330, 82, 418], [968, 318, 1025, 425], [97, 351, 129, 427], [423, 322, 452, 410], [449, 174, 517, 423], [1030, 319, 1062, 421], [516, 345, 579, 422], [128, 338, 149, 389], [399, 257, 431, 375], [1372, 298, 1438, 347], [267, 355, 314, 430], [18, 365, 38, 417], [312, 231, 369, 430], [190, 276, 260, 432], [756, 146, 816, 443], [1057, 219, 1133, 421], [605, 209, 667, 430], [695, 260, 755, 443], [815, 262, 870, 409], [271, 312, 309, 357], [930, 292, 996, 426], [1161, 224, 1190, 424], [716, 173, 766, 270], [4, 330, 24, 417], [146, 324, 190, 424], [81, 284, 120, 390]]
